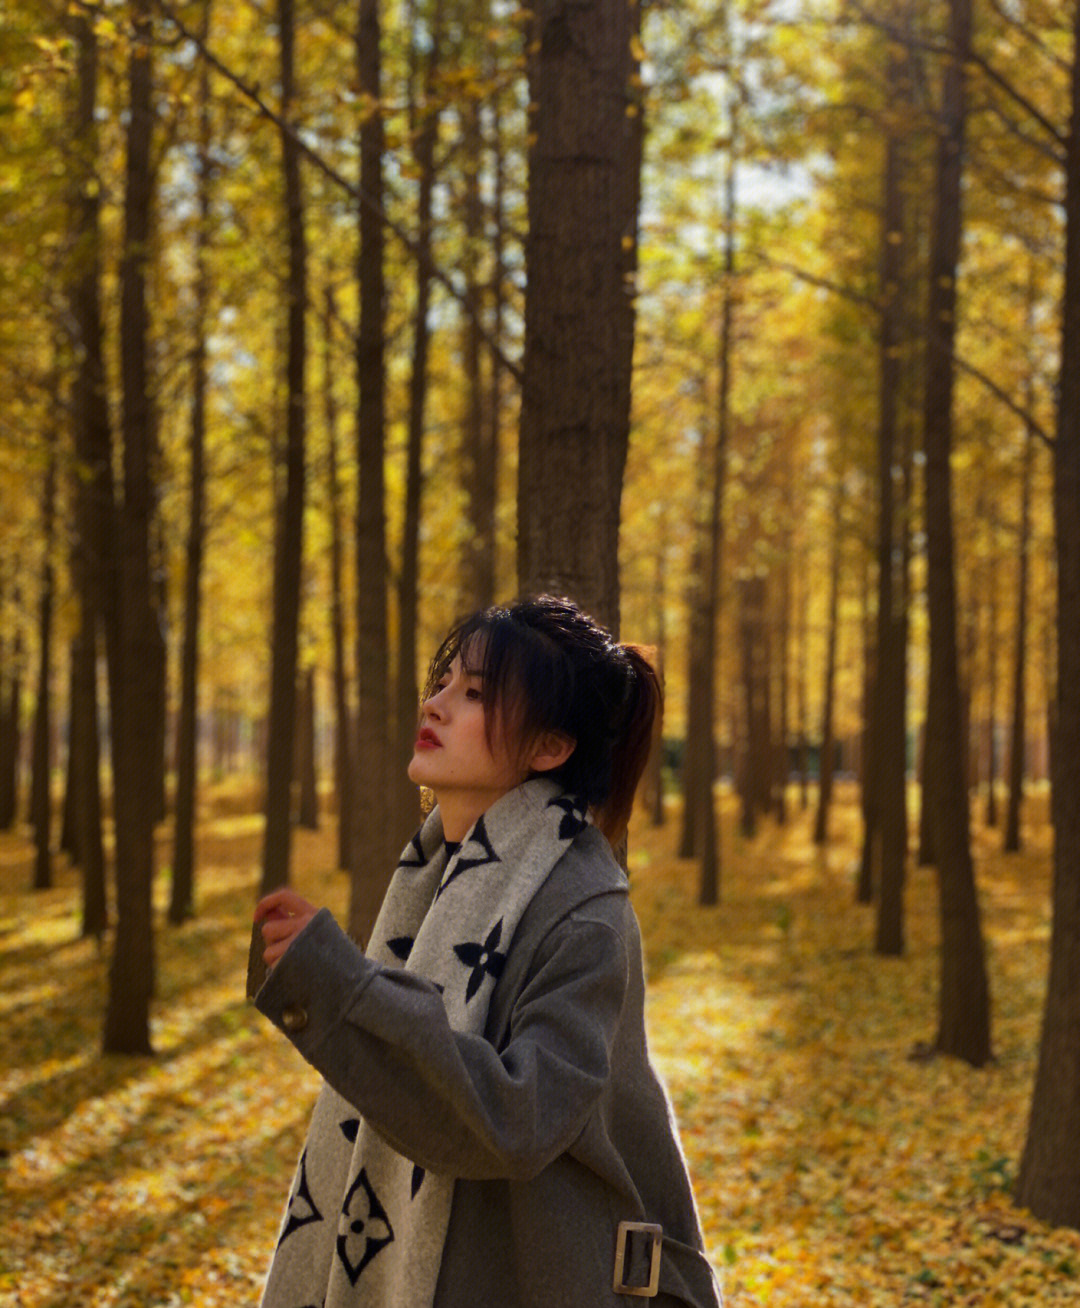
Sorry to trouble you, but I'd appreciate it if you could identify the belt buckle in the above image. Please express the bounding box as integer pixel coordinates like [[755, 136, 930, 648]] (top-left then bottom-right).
[[613, 1220, 662, 1297]]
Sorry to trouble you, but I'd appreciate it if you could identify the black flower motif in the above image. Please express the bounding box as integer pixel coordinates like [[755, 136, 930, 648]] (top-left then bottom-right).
[[337, 1168, 394, 1284], [277, 1149, 323, 1246], [397, 832, 427, 867], [436, 815, 501, 899], [453, 919, 507, 1002], [387, 935, 414, 961], [548, 794, 588, 840]]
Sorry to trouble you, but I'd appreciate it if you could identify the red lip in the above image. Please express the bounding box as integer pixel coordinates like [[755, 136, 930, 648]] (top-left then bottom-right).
[[415, 727, 441, 749]]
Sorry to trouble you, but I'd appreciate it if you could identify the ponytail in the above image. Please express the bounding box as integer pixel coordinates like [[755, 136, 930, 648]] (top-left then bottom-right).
[[594, 645, 662, 844]]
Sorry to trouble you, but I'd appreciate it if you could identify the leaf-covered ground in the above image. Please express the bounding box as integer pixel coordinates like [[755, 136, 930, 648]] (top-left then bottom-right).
[[2, 781, 1078, 1306]]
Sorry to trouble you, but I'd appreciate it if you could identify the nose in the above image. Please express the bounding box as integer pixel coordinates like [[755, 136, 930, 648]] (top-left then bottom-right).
[[423, 687, 447, 721]]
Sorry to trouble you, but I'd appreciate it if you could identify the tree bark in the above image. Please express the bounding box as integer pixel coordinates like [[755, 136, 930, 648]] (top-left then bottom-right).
[[921, 0, 991, 1066], [31, 426, 57, 891], [1004, 332, 1036, 853], [323, 286, 355, 873], [296, 666, 319, 830], [984, 520, 1000, 828], [814, 496, 842, 846], [873, 32, 910, 955], [349, 0, 395, 943], [0, 597, 21, 834], [739, 574, 772, 839], [390, 0, 443, 863], [460, 92, 495, 612], [104, 0, 159, 1054], [66, 4, 110, 939], [259, 0, 308, 897], [1015, 0, 1080, 1227], [517, 0, 642, 633], [171, 0, 212, 924]]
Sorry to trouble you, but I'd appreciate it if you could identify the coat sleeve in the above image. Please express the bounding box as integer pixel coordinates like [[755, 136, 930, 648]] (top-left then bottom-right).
[[254, 903, 630, 1181]]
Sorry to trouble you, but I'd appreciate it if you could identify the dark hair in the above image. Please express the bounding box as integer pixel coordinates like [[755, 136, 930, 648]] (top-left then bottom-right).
[[422, 594, 662, 843]]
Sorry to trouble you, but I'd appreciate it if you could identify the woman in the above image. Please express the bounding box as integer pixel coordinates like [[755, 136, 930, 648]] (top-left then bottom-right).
[[253, 594, 723, 1307]]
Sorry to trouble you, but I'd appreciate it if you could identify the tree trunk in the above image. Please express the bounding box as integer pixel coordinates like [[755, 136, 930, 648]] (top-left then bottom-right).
[[66, 3, 110, 939], [60, 648, 78, 862], [739, 574, 771, 839], [647, 517, 668, 828], [814, 497, 842, 846], [259, 0, 308, 897], [874, 35, 910, 955], [171, 0, 212, 924], [679, 520, 707, 860], [984, 518, 1000, 828], [921, 0, 991, 1066], [104, 0, 159, 1054], [0, 580, 17, 832], [460, 93, 495, 612], [390, 0, 444, 863], [296, 666, 319, 830], [349, 0, 394, 943], [1004, 334, 1036, 853], [775, 545, 791, 825], [487, 29, 508, 598], [1015, 0, 1080, 1227], [324, 286, 355, 874], [31, 426, 57, 891], [517, 0, 642, 633]]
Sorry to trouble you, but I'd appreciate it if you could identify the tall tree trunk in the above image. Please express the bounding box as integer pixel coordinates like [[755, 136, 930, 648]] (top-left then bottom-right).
[[0, 594, 21, 833], [349, 0, 394, 943], [31, 426, 57, 891], [1004, 340, 1036, 853], [171, 0, 212, 924], [296, 665, 319, 829], [390, 0, 444, 862], [66, 3, 110, 939], [814, 495, 842, 846], [1015, 0, 1080, 1228], [776, 542, 791, 825], [739, 573, 771, 838], [460, 93, 495, 611], [679, 511, 707, 860], [684, 119, 734, 897], [696, 120, 735, 902], [647, 522, 668, 828], [104, 0, 159, 1054], [259, 0, 308, 896], [921, 0, 991, 1066], [324, 286, 355, 873], [796, 544, 810, 811], [984, 517, 1000, 827], [874, 32, 910, 955], [487, 29, 508, 599], [517, 0, 642, 632]]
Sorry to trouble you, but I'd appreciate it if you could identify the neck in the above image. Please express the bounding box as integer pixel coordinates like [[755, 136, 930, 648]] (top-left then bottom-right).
[[437, 795, 489, 843]]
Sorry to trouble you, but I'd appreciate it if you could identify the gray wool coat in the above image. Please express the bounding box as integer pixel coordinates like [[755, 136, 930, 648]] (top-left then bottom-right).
[[256, 824, 724, 1307]]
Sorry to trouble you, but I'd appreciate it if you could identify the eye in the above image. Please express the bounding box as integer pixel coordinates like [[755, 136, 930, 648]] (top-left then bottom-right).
[[465, 686, 483, 701]]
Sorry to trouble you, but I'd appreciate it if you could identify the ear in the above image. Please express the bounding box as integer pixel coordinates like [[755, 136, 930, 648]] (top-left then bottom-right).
[[526, 730, 576, 775]]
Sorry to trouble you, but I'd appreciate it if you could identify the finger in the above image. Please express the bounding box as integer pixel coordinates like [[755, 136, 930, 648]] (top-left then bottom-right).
[[259, 916, 297, 944], [254, 889, 315, 922]]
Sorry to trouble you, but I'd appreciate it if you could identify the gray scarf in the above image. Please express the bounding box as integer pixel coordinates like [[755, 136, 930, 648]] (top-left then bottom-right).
[[259, 777, 589, 1308]]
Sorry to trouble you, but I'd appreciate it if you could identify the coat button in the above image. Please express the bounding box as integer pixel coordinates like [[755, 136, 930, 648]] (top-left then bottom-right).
[[281, 1004, 309, 1032]]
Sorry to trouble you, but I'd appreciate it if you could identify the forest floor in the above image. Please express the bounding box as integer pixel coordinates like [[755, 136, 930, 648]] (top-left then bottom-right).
[[1, 780, 1079, 1306]]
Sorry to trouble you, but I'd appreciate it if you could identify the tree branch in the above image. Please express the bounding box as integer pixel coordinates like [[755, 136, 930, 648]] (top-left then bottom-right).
[[79, 0, 525, 385], [755, 251, 1055, 451]]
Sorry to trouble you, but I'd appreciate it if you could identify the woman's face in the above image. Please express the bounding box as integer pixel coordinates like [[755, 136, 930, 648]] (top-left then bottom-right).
[[407, 653, 527, 839]]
